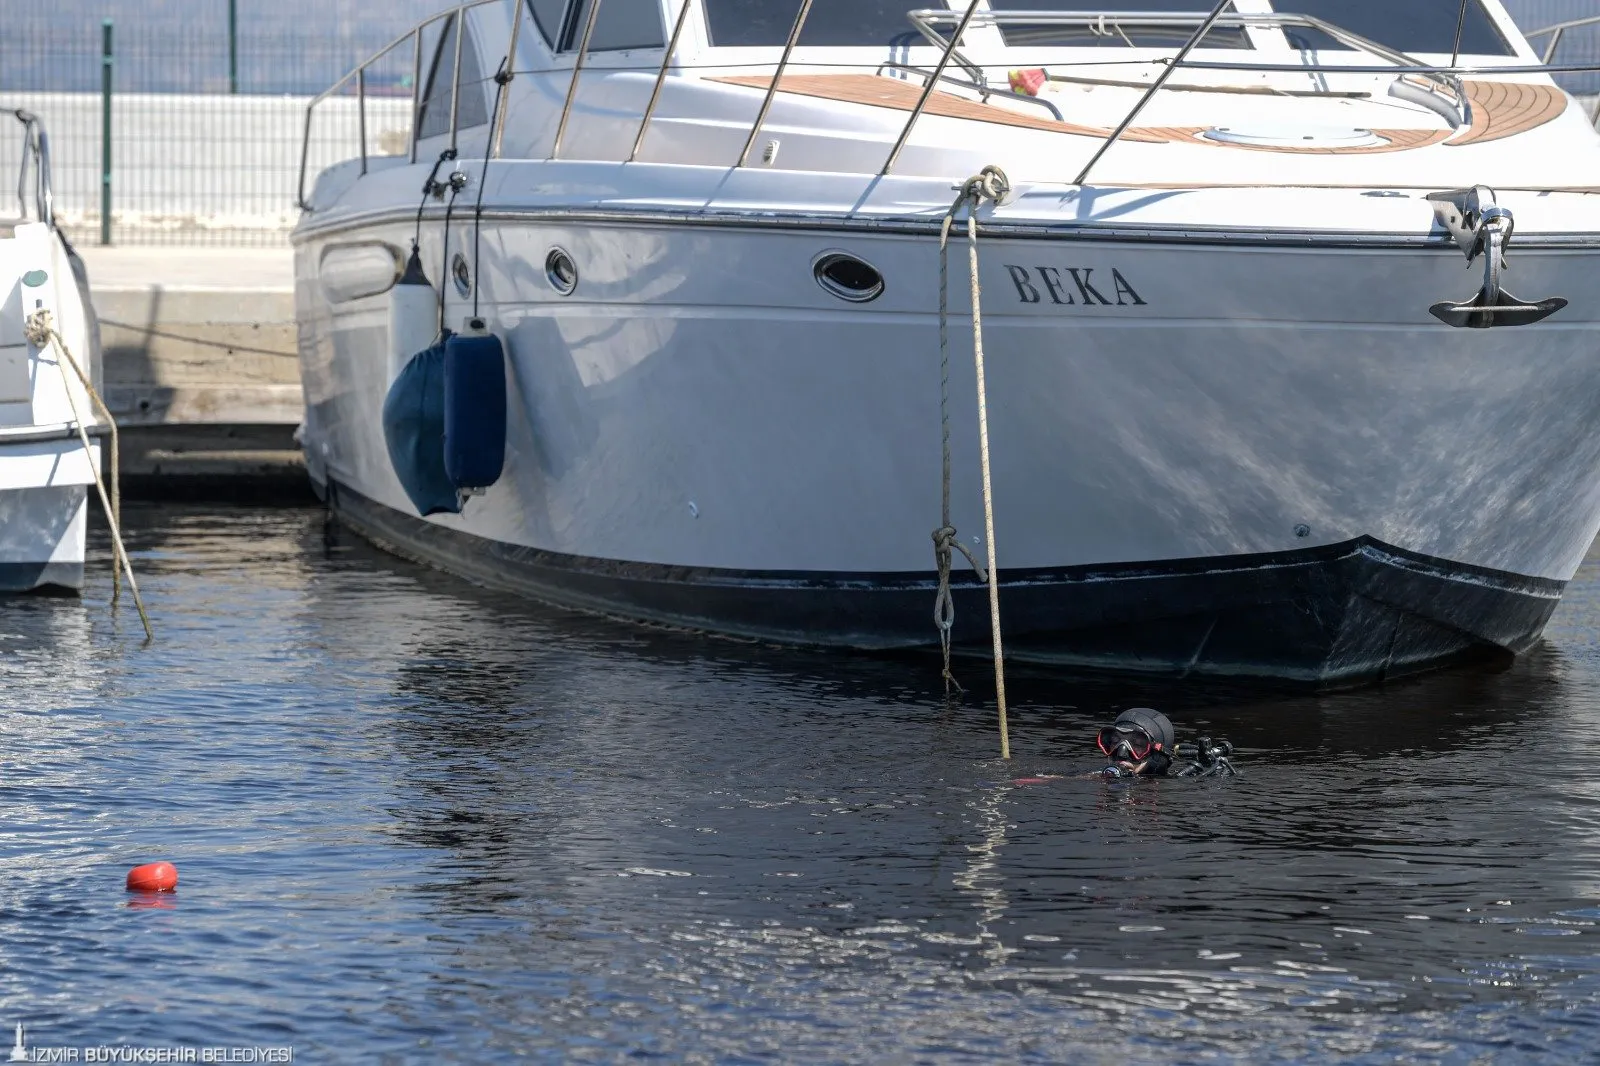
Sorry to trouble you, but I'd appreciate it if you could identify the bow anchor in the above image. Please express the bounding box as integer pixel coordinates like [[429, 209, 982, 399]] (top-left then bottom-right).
[[1426, 185, 1566, 329]]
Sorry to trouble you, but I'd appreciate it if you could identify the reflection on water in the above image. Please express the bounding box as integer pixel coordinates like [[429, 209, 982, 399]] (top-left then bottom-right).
[[0, 504, 1598, 1059]]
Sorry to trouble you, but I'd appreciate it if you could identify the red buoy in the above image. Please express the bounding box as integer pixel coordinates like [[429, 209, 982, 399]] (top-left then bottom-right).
[[126, 862, 178, 892]]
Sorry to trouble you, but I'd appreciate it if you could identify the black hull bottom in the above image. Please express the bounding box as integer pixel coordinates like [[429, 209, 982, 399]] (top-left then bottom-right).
[[326, 480, 1564, 687], [0, 562, 83, 593]]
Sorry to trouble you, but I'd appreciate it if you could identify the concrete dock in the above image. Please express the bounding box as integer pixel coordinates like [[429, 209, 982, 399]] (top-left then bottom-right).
[[77, 244, 311, 500]]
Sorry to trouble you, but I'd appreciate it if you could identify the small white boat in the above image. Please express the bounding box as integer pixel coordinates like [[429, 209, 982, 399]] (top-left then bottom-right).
[[293, 1, 1600, 685], [0, 110, 103, 592]]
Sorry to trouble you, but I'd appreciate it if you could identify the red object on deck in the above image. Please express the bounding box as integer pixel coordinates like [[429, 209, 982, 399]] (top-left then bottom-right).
[[1008, 68, 1047, 97], [126, 862, 178, 892]]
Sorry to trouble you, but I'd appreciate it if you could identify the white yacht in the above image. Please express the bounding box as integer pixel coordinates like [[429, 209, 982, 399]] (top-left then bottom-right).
[[294, 0, 1600, 685], [0, 110, 101, 592]]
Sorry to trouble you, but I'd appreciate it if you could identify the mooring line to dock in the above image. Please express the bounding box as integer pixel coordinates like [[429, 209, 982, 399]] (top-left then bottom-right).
[[935, 165, 1011, 760], [24, 309, 153, 641]]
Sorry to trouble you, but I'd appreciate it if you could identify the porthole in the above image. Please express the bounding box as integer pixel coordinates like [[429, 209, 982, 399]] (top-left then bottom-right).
[[813, 252, 883, 303], [452, 252, 471, 297], [546, 248, 578, 296]]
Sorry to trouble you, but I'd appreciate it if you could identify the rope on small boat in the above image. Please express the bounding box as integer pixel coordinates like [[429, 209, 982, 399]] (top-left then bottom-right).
[[935, 164, 1011, 760], [23, 309, 153, 641]]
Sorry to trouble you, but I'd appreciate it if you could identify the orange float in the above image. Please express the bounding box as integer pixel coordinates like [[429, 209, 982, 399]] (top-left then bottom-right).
[[125, 862, 178, 892]]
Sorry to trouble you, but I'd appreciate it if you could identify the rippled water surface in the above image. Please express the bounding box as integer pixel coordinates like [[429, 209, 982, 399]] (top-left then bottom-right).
[[5, 506, 1600, 1062]]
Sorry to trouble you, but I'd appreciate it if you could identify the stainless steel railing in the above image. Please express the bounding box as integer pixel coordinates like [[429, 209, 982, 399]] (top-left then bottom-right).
[[629, 0, 696, 162], [903, 9, 1463, 107], [1528, 15, 1600, 66], [298, 0, 503, 210], [9, 110, 54, 228], [297, 0, 1600, 212], [883, 6, 1600, 183], [1525, 14, 1600, 128]]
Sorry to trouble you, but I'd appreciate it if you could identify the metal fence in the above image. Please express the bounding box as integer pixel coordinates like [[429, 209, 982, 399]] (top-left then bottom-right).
[[0, 14, 423, 246]]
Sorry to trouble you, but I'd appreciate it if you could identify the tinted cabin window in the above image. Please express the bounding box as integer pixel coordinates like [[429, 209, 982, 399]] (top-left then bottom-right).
[[563, 0, 666, 50], [455, 19, 490, 129], [417, 13, 490, 141], [986, 0, 1253, 49], [702, 0, 927, 48], [527, 0, 566, 46], [1271, 1, 1515, 56]]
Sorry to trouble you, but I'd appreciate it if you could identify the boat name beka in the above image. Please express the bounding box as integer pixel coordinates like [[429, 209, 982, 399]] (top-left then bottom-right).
[[1003, 265, 1146, 307]]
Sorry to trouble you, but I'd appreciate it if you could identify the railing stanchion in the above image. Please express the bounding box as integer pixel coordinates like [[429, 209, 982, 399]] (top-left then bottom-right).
[[551, 0, 606, 159], [1071, 0, 1233, 187], [493, 1, 524, 158], [448, 8, 467, 155], [357, 68, 368, 176], [14, 113, 33, 220], [409, 29, 423, 164], [100, 18, 113, 246], [37, 129, 53, 227], [631, 0, 695, 163], [1544, 27, 1563, 65], [881, 0, 984, 177], [737, 0, 817, 167], [296, 100, 315, 210], [229, 0, 239, 94]]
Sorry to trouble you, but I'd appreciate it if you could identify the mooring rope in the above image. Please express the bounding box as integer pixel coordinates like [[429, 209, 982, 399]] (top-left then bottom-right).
[[23, 309, 153, 641], [472, 58, 512, 321], [934, 164, 1011, 760]]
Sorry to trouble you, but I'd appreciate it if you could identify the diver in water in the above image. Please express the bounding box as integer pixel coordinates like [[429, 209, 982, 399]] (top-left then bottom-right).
[[1095, 707, 1236, 778]]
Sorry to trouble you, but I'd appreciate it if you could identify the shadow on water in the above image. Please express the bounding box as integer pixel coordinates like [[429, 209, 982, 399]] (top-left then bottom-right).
[[317, 507, 1565, 766]]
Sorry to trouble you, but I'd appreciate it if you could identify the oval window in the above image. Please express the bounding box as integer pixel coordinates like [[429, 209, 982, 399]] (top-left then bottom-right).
[[318, 243, 404, 303], [546, 248, 578, 296], [813, 252, 883, 303]]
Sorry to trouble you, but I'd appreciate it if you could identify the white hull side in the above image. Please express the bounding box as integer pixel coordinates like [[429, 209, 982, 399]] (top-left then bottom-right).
[[0, 219, 102, 595], [298, 219, 1600, 585], [0, 483, 88, 591]]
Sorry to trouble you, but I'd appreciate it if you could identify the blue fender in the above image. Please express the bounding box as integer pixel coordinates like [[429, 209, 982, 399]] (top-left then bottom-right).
[[443, 325, 507, 491], [381, 331, 463, 516]]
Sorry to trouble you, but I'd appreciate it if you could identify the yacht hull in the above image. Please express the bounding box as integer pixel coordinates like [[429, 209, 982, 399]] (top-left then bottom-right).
[[325, 477, 1558, 683], [0, 481, 89, 592], [296, 216, 1600, 684], [0, 218, 102, 596]]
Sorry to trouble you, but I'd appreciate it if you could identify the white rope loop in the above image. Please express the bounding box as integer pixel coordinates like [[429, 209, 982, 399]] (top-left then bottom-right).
[[934, 164, 1011, 758]]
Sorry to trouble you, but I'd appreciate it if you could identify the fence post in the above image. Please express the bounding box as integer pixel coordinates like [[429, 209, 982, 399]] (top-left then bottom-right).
[[100, 19, 113, 246], [229, 0, 239, 94]]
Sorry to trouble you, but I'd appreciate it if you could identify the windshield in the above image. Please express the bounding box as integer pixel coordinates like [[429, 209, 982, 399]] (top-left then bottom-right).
[[697, 1, 1520, 57], [702, 0, 926, 47], [1272, 1, 1515, 56], [986, 0, 1252, 49]]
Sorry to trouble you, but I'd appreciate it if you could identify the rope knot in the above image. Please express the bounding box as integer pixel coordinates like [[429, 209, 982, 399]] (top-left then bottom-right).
[[932, 525, 988, 587], [956, 165, 1011, 214], [22, 309, 51, 349]]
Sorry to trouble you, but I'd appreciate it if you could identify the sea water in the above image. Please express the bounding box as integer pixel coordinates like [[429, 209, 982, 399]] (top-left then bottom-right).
[[1, 504, 1597, 1061]]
